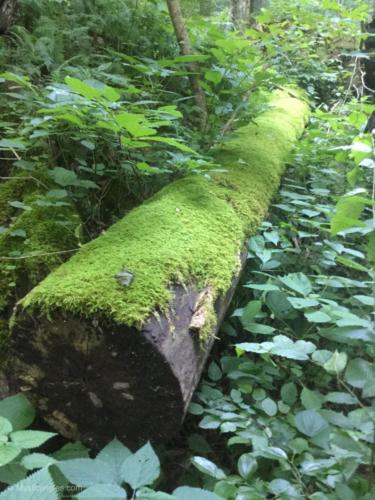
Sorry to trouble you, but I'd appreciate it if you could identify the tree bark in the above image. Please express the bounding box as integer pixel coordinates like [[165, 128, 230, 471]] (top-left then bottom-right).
[[0, 0, 17, 34], [166, 0, 208, 129], [231, 0, 251, 30], [8, 90, 309, 448]]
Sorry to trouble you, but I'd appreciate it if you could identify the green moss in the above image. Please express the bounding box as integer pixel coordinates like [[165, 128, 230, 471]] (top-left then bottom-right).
[[21, 90, 309, 330], [0, 200, 80, 313], [0, 170, 47, 227]]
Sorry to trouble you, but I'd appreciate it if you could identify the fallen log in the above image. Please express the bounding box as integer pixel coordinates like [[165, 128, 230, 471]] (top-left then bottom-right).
[[8, 90, 309, 448]]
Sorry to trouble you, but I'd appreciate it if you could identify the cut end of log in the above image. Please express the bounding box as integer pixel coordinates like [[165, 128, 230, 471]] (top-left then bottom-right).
[[9, 283, 222, 448]]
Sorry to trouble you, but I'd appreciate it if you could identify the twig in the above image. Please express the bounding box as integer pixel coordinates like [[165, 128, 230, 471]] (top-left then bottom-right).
[[0, 249, 79, 261]]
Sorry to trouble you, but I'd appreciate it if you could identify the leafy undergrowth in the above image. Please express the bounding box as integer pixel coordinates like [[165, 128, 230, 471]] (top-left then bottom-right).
[[0, 95, 374, 500]]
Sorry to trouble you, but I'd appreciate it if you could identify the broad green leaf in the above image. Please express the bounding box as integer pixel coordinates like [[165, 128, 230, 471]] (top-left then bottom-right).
[[287, 297, 319, 309], [344, 358, 375, 388], [0, 395, 35, 431], [0, 139, 26, 150], [331, 195, 370, 235], [324, 392, 357, 405], [10, 431, 56, 449], [323, 351, 348, 374], [301, 388, 324, 410], [120, 442, 160, 489], [143, 136, 196, 154], [204, 70, 222, 85], [261, 398, 277, 416], [240, 301, 262, 328], [266, 291, 296, 319], [0, 468, 58, 499], [0, 444, 21, 467], [191, 457, 226, 480], [237, 454, 257, 480], [57, 458, 116, 487], [257, 447, 288, 460], [279, 273, 312, 296], [305, 310, 331, 323], [136, 488, 175, 499], [0, 417, 12, 436], [96, 438, 131, 485], [208, 362, 222, 382], [76, 484, 127, 499], [173, 487, 221, 500], [268, 478, 300, 498], [281, 383, 298, 406], [243, 323, 275, 335], [50, 167, 78, 187], [21, 453, 56, 470], [295, 410, 329, 437], [116, 112, 157, 138]]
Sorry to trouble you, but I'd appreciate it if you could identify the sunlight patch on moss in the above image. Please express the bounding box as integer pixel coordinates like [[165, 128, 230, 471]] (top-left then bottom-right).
[[21, 90, 309, 329]]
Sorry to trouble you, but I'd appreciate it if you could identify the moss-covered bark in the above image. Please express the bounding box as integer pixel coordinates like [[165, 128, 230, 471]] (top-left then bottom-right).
[[21, 90, 309, 330]]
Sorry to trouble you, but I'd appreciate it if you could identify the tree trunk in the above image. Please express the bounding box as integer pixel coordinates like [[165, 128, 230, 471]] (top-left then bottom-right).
[[250, 0, 267, 15], [232, 0, 251, 30], [166, 0, 208, 129], [0, 0, 17, 34], [8, 90, 309, 448]]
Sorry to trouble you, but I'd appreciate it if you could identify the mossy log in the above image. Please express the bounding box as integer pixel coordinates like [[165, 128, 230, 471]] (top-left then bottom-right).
[[9, 90, 309, 447]]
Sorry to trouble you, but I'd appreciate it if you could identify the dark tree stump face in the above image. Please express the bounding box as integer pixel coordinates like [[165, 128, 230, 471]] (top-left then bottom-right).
[[10, 311, 185, 449]]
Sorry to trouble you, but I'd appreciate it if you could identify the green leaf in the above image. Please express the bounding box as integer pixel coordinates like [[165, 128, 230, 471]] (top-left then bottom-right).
[[116, 112, 157, 138], [96, 438, 132, 485], [0, 394, 35, 431], [266, 291, 296, 319], [237, 454, 257, 480], [143, 136, 196, 154], [261, 398, 278, 416], [281, 383, 298, 406], [65, 76, 120, 102], [257, 447, 288, 460], [331, 194, 370, 235], [0, 444, 21, 467], [0, 417, 12, 436], [136, 488, 175, 499], [269, 479, 300, 498], [76, 484, 127, 499], [324, 392, 357, 405], [301, 388, 324, 410], [208, 362, 222, 382], [240, 301, 262, 328], [287, 297, 319, 309], [0, 139, 27, 150], [204, 70, 222, 85], [345, 358, 375, 388], [8, 201, 31, 211], [295, 410, 329, 437], [323, 351, 348, 374], [279, 273, 312, 296], [243, 323, 275, 335], [173, 487, 221, 500], [120, 442, 160, 489], [21, 453, 56, 471], [305, 310, 331, 323], [191, 457, 226, 480], [10, 431, 56, 449], [0, 468, 58, 500], [58, 458, 116, 487], [50, 167, 78, 187]]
